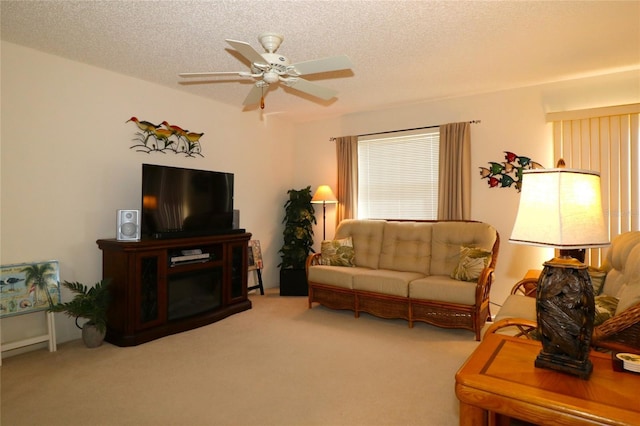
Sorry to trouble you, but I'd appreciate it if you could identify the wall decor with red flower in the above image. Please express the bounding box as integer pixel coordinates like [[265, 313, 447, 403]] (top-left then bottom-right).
[[479, 151, 544, 192]]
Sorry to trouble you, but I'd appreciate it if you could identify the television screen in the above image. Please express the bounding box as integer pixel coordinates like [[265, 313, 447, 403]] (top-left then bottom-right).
[[141, 164, 234, 239]]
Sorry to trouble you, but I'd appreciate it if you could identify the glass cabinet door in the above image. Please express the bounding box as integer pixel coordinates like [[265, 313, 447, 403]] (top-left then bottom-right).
[[228, 242, 247, 302], [135, 250, 167, 330]]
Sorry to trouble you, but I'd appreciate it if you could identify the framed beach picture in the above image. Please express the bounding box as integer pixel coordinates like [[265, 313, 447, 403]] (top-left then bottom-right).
[[248, 240, 263, 271], [0, 260, 61, 318]]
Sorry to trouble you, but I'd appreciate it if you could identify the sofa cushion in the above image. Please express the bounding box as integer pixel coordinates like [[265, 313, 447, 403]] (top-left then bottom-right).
[[430, 222, 497, 276], [353, 270, 424, 297], [483, 294, 538, 339], [308, 265, 371, 290], [321, 237, 355, 267], [335, 219, 385, 269], [598, 234, 640, 315], [409, 275, 477, 305], [450, 246, 492, 282], [378, 221, 433, 275], [614, 243, 640, 314], [493, 294, 537, 323], [594, 295, 619, 325], [615, 283, 640, 315], [601, 231, 640, 297]]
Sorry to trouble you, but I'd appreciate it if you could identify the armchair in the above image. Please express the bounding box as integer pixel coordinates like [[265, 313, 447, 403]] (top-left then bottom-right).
[[486, 231, 640, 353]]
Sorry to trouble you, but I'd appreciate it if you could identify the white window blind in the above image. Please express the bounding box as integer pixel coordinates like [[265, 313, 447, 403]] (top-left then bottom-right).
[[547, 103, 640, 266], [357, 131, 439, 220]]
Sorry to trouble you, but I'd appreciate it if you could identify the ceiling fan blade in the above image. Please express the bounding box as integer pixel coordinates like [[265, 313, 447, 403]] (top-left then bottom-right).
[[179, 71, 249, 78], [289, 55, 353, 76], [226, 39, 268, 66], [285, 78, 338, 100], [243, 84, 265, 106]]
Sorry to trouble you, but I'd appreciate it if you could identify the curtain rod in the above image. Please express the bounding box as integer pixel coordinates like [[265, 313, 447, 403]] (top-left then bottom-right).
[[329, 120, 481, 141]]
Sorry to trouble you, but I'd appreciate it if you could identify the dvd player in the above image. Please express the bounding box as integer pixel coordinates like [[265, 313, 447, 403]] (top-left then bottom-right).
[[170, 253, 210, 263]]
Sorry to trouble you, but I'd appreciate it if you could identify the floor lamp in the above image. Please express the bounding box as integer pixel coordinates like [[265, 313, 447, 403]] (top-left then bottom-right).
[[509, 160, 609, 379], [311, 185, 337, 240]]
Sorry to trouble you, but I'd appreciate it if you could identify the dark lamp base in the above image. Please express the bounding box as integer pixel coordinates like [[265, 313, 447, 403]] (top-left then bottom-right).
[[536, 258, 595, 380], [544, 255, 587, 269], [535, 351, 593, 380]]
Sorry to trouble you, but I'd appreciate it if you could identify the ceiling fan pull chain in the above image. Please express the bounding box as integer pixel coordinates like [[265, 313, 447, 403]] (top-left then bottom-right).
[[260, 86, 265, 110]]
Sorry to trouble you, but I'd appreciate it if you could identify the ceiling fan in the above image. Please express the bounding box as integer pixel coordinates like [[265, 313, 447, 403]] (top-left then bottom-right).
[[179, 32, 353, 109]]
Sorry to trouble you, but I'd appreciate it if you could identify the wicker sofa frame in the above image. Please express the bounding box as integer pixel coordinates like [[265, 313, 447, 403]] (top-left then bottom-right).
[[306, 220, 500, 341]]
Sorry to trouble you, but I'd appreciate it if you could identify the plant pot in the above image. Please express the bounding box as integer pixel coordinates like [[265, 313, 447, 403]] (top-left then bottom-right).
[[280, 268, 308, 296], [82, 323, 106, 348]]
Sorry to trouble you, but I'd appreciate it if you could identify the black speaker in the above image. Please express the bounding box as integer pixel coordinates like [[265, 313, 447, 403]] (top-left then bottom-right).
[[233, 209, 240, 229], [117, 209, 140, 241]]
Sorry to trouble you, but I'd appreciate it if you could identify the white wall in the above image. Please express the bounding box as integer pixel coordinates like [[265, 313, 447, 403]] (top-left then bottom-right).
[[0, 42, 295, 352], [293, 69, 640, 309]]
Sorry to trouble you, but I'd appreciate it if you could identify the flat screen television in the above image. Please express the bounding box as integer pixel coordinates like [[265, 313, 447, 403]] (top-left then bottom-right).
[[141, 164, 237, 239]]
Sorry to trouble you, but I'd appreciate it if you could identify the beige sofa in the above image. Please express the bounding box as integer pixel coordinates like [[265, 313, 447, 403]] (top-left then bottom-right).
[[306, 219, 500, 340], [486, 231, 640, 352]]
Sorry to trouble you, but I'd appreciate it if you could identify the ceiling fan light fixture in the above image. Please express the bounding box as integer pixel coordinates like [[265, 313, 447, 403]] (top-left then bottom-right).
[[263, 71, 279, 84]]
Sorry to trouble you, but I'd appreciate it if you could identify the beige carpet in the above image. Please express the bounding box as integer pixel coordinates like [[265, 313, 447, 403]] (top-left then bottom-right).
[[1, 290, 480, 426]]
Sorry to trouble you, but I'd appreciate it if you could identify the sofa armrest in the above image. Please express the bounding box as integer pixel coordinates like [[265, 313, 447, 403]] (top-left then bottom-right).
[[305, 253, 322, 274], [510, 277, 539, 297], [473, 228, 500, 306], [475, 266, 495, 306], [592, 302, 640, 352], [484, 318, 538, 339]]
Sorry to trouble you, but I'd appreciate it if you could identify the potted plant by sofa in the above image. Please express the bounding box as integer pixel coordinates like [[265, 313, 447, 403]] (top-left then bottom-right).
[[279, 186, 316, 296], [49, 279, 111, 348]]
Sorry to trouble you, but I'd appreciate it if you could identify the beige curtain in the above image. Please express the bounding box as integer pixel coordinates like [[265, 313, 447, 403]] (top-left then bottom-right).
[[335, 136, 358, 224], [437, 122, 471, 220], [548, 103, 640, 266]]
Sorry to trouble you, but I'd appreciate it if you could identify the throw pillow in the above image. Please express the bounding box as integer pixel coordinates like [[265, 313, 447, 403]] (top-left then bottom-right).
[[450, 246, 492, 282], [594, 295, 619, 326], [321, 237, 355, 267], [588, 267, 607, 296]]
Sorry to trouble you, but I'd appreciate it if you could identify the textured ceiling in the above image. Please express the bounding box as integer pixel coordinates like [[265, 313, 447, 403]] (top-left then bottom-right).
[[2, 1, 639, 122]]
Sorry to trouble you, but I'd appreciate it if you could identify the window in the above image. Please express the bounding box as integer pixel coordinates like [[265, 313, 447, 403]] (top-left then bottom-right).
[[357, 130, 439, 220]]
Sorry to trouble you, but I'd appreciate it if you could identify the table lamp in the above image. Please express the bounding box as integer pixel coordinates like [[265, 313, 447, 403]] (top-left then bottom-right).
[[509, 160, 609, 379], [311, 185, 338, 240]]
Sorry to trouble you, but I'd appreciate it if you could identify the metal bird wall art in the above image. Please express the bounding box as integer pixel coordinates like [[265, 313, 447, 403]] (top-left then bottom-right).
[[126, 117, 204, 157], [479, 151, 544, 192]]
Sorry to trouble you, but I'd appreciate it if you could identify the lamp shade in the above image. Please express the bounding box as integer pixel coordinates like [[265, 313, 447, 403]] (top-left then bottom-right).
[[510, 168, 609, 249], [311, 185, 337, 204]]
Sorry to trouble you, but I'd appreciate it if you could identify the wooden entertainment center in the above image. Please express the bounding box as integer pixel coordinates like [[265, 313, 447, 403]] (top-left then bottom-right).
[[97, 232, 251, 346]]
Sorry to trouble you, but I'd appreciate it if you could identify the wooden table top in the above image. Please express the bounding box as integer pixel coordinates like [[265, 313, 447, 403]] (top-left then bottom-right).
[[455, 333, 640, 425]]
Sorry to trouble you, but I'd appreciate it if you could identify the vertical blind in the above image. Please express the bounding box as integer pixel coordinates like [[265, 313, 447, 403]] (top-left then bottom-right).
[[357, 131, 439, 220], [548, 103, 640, 266]]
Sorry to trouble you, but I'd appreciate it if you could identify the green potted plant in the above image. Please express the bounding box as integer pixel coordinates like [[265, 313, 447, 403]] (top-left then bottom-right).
[[279, 186, 316, 296], [49, 279, 111, 348]]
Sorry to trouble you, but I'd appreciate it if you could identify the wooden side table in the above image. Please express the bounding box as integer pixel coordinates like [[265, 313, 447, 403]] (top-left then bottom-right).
[[455, 333, 640, 425]]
